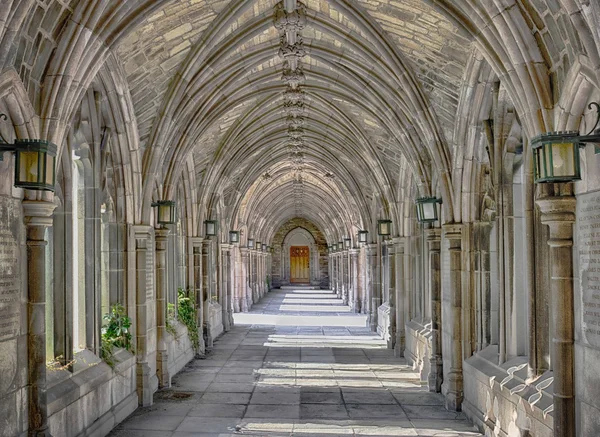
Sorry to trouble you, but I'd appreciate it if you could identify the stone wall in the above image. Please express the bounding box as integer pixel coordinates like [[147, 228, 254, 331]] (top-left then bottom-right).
[[270, 218, 329, 289], [0, 165, 27, 436]]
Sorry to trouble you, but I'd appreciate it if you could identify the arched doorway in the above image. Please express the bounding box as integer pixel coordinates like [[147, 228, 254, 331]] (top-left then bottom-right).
[[281, 227, 320, 286], [290, 246, 310, 283]]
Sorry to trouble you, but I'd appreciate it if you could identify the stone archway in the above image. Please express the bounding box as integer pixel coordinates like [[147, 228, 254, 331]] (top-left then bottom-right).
[[281, 227, 320, 286]]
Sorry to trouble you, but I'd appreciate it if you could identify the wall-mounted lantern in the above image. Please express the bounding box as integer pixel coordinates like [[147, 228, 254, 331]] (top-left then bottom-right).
[[269, 246, 274, 253], [358, 230, 368, 244], [262, 243, 267, 252], [338, 241, 344, 251], [152, 200, 177, 225], [256, 241, 262, 251], [0, 122, 57, 192], [229, 230, 240, 244], [377, 219, 392, 236], [532, 102, 600, 183], [344, 237, 351, 249], [204, 220, 217, 237], [248, 238, 255, 249], [328, 245, 332, 253], [332, 243, 338, 252], [415, 197, 442, 224]]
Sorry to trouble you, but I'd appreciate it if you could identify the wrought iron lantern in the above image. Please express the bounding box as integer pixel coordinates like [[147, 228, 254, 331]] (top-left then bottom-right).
[[532, 102, 600, 183], [416, 197, 442, 224], [262, 243, 267, 252], [377, 219, 392, 236], [256, 241, 262, 251], [344, 237, 351, 249], [248, 238, 255, 249], [328, 245, 332, 253], [332, 243, 338, 252], [229, 230, 240, 244], [358, 230, 368, 244], [338, 241, 343, 251], [0, 127, 57, 192], [152, 200, 177, 225], [269, 246, 274, 253], [204, 220, 217, 237]]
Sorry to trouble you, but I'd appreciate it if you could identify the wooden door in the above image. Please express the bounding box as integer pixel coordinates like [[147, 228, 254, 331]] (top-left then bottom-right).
[[290, 246, 310, 283]]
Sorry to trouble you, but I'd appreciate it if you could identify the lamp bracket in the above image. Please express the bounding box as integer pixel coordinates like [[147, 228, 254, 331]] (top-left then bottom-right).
[[585, 102, 600, 136]]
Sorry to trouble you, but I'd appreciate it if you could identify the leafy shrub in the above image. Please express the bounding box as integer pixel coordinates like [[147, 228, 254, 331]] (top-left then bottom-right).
[[177, 288, 200, 351], [101, 303, 133, 367]]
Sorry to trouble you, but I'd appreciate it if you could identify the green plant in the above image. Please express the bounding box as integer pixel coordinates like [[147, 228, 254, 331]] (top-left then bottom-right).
[[166, 302, 177, 337], [177, 288, 200, 351], [101, 303, 133, 367]]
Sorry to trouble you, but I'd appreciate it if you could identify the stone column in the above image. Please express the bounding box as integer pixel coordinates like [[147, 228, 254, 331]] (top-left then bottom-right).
[[426, 228, 442, 392], [191, 237, 205, 355], [393, 237, 405, 357], [232, 246, 240, 313], [367, 243, 379, 332], [441, 224, 463, 411], [331, 254, 337, 295], [350, 249, 359, 311], [23, 200, 56, 437], [240, 248, 250, 311], [221, 244, 231, 332], [387, 240, 396, 349], [341, 251, 348, 304], [252, 250, 259, 303], [202, 238, 213, 348], [133, 225, 158, 406], [154, 228, 170, 388], [537, 196, 576, 437]]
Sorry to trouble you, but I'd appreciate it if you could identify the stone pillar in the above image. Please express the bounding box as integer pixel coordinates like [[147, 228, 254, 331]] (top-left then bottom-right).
[[441, 224, 463, 411], [240, 248, 250, 311], [191, 237, 205, 355], [202, 238, 213, 348], [332, 254, 338, 295], [394, 237, 405, 357], [231, 246, 240, 313], [426, 228, 442, 392], [387, 240, 396, 349], [133, 225, 158, 406], [350, 249, 359, 312], [537, 196, 576, 437], [252, 250, 259, 303], [154, 228, 170, 388], [341, 251, 348, 304], [221, 244, 231, 332], [367, 243, 379, 332], [23, 200, 56, 437]]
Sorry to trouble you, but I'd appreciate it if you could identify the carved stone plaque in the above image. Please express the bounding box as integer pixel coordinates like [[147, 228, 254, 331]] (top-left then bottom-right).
[[577, 191, 600, 347], [0, 199, 21, 342]]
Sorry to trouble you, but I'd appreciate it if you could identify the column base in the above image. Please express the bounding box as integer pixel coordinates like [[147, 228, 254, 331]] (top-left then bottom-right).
[[428, 357, 443, 393], [442, 372, 464, 411], [156, 351, 170, 388], [29, 427, 53, 437], [137, 362, 157, 407]]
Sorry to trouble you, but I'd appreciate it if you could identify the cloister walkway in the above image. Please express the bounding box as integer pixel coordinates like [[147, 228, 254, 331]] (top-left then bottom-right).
[[110, 289, 483, 436]]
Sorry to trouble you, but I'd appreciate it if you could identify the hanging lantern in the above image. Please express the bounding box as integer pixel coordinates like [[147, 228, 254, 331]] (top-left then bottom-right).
[[229, 230, 240, 244], [532, 131, 582, 183], [256, 241, 262, 251], [0, 138, 57, 192], [415, 197, 441, 224], [377, 219, 392, 236], [248, 238, 255, 249], [152, 200, 177, 225], [358, 230, 368, 244], [328, 245, 332, 253], [204, 220, 217, 237], [262, 243, 267, 252], [332, 243, 337, 252], [344, 237, 351, 249]]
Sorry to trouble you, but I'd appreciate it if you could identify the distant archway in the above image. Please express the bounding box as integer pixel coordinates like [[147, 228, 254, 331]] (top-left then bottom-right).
[[281, 227, 319, 286]]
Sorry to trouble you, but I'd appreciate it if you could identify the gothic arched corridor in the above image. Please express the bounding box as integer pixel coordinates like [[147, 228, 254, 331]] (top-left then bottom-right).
[[109, 287, 481, 437], [2, 1, 600, 436]]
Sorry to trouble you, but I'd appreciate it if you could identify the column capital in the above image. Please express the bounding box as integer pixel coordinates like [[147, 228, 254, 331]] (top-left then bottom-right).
[[221, 243, 232, 251], [155, 227, 170, 240], [442, 223, 463, 240], [536, 196, 576, 242], [425, 227, 442, 241], [349, 248, 359, 256], [189, 236, 204, 246], [22, 200, 56, 227]]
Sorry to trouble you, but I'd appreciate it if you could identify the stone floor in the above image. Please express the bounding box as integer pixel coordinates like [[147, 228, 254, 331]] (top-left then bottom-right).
[[109, 288, 482, 436]]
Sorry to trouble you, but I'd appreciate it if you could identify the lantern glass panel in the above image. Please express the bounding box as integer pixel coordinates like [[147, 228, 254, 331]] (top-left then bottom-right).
[[205, 220, 217, 236], [248, 238, 255, 249], [551, 141, 577, 178], [358, 230, 368, 243], [229, 231, 240, 244], [45, 153, 55, 186], [332, 244, 337, 251], [256, 242, 261, 251], [378, 220, 392, 236], [262, 243, 267, 251], [17, 150, 39, 185], [344, 238, 351, 249]]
